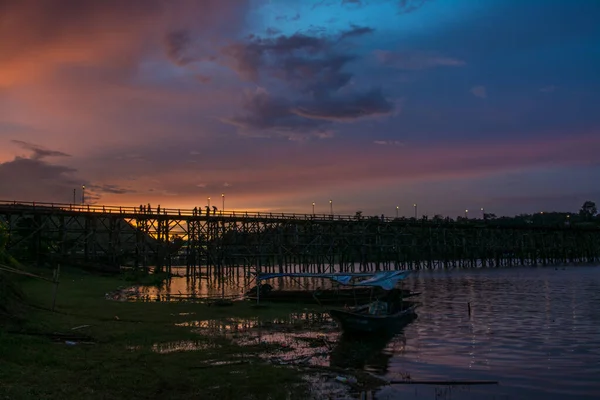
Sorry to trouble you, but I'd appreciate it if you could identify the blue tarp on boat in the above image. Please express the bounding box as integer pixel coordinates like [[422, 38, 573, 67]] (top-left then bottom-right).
[[256, 270, 411, 290]]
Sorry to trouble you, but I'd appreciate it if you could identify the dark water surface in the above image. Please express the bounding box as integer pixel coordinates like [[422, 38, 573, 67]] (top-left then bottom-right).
[[378, 266, 600, 399], [132, 266, 600, 399]]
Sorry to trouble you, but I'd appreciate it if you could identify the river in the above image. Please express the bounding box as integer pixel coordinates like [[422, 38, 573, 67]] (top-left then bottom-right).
[[129, 265, 600, 399]]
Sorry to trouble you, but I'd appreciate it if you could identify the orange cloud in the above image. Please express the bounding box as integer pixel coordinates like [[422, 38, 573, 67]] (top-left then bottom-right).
[[0, 0, 249, 87]]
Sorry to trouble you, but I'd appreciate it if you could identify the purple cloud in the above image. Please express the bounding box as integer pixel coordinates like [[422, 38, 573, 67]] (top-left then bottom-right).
[[215, 26, 394, 137], [11, 140, 71, 160], [292, 88, 395, 122], [374, 50, 465, 70]]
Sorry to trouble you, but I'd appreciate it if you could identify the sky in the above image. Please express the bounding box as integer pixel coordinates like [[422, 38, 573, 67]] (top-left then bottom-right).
[[1, 0, 599, 218]]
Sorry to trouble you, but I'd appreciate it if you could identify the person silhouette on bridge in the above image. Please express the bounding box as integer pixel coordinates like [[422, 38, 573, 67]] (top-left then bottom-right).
[[205, 206, 210, 215], [193, 207, 197, 216], [212, 205, 217, 215], [157, 205, 161, 214], [147, 203, 151, 214]]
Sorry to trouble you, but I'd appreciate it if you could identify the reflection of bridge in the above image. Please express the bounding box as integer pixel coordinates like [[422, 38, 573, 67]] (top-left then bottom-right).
[[1, 200, 599, 274]]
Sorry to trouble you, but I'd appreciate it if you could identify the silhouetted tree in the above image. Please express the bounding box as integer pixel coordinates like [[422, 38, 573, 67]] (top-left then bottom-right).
[[579, 201, 597, 219]]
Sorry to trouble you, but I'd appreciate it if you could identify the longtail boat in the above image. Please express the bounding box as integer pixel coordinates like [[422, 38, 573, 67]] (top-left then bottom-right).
[[326, 270, 419, 334], [250, 270, 419, 333]]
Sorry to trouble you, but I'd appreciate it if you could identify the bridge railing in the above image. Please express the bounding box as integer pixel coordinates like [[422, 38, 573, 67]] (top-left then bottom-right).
[[0, 199, 380, 222]]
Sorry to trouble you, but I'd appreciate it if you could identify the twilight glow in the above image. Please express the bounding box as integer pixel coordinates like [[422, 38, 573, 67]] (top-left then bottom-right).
[[1, 0, 599, 217]]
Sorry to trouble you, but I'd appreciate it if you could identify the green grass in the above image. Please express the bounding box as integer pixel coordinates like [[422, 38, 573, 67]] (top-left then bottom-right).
[[0, 266, 318, 400]]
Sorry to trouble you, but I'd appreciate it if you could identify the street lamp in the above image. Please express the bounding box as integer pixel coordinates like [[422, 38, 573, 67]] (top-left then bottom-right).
[[465, 209, 469, 219], [73, 188, 76, 204], [413, 203, 417, 219], [81, 185, 85, 204], [312, 202, 315, 215], [207, 197, 211, 208], [481, 207, 485, 219], [329, 199, 333, 215], [221, 193, 225, 213], [396, 206, 399, 218]]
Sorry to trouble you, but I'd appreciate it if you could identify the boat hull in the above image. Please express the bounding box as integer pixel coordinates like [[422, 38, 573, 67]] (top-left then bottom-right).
[[328, 306, 418, 334]]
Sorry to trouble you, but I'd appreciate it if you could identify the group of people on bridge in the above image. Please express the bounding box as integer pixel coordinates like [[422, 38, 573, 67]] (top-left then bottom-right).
[[137, 203, 220, 216]]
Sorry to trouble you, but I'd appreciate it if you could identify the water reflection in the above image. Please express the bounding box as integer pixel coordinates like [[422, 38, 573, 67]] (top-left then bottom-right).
[[120, 266, 348, 301], [132, 265, 600, 399], [331, 331, 407, 375], [151, 340, 216, 354]]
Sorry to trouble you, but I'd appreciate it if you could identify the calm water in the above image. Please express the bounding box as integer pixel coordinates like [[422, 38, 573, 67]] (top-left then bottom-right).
[[379, 266, 600, 399], [131, 266, 600, 399]]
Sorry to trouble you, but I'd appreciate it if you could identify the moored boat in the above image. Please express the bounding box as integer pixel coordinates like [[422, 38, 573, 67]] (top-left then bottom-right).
[[249, 270, 420, 333], [328, 301, 418, 334]]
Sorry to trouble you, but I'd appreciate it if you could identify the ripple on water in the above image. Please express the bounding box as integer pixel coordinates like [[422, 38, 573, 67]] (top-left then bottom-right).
[[151, 340, 218, 354], [135, 265, 600, 399], [392, 266, 600, 399]]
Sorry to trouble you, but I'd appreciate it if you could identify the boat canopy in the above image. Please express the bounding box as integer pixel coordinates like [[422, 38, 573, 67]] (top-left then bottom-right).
[[256, 270, 411, 290]]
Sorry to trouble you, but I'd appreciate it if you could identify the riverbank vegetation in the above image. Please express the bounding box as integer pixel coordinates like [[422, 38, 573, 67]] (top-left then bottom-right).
[[0, 264, 319, 399]]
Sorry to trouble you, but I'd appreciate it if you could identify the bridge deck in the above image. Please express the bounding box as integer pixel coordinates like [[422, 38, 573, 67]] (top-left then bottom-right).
[[0, 200, 360, 221]]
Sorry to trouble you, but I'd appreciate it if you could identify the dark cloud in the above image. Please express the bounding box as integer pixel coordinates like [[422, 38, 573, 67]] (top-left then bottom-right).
[[277, 54, 356, 96], [374, 50, 465, 70], [89, 184, 136, 195], [223, 89, 331, 139], [1, 140, 132, 202], [11, 140, 71, 160], [0, 157, 78, 202], [292, 88, 394, 122], [397, 0, 431, 15], [265, 27, 281, 36], [219, 27, 390, 137], [165, 30, 193, 66], [336, 0, 431, 13], [341, 0, 364, 7], [339, 25, 375, 40], [221, 28, 370, 85]]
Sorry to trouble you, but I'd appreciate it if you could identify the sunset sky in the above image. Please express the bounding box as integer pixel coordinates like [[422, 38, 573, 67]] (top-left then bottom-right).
[[1, 0, 599, 217]]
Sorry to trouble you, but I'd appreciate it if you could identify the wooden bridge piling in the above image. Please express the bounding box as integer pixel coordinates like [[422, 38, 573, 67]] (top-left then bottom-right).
[[0, 201, 599, 276]]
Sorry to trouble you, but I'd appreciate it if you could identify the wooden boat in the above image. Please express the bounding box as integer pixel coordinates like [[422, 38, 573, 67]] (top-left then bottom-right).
[[328, 301, 419, 334]]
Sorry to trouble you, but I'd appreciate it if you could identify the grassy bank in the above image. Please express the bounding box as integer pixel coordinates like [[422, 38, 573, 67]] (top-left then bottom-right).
[[0, 267, 316, 400]]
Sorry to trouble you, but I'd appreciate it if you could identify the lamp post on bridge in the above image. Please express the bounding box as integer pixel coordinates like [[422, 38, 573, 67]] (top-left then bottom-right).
[[329, 199, 333, 215], [207, 197, 210, 208], [73, 188, 76, 204], [413, 203, 417, 219], [465, 209, 469, 219], [481, 207, 485, 220], [312, 202, 315, 215], [222, 193, 225, 214], [396, 206, 399, 218], [81, 185, 85, 204]]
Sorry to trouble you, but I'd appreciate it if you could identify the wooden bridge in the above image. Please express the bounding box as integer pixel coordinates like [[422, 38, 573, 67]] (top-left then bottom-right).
[[1, 200, 599, 275]]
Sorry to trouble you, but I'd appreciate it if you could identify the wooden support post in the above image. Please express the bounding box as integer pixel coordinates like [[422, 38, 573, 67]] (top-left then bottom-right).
[[51, 264, 61, 311]]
